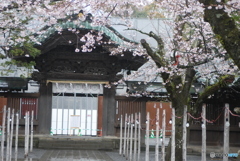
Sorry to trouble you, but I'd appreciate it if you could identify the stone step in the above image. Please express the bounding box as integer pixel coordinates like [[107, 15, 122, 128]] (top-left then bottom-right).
[[11, 135, 120, 150], [37, 136, 119, 150]]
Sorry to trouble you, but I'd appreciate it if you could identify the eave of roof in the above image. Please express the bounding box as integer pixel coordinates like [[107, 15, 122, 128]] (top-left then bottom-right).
[[37, 21, 138, 47], [0, 77, 28, 91]]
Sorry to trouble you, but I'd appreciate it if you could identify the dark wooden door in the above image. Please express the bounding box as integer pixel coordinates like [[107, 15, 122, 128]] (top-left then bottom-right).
[[0, 97, 7, 126], [146, 102, 172, 136]]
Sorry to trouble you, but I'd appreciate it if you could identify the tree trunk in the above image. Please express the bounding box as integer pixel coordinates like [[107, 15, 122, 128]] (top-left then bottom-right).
[[165, 102, 185, 161], [201, 1, 240, 69]]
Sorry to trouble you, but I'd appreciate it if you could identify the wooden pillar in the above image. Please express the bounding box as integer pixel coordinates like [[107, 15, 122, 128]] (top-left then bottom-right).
[[38, 81, 52, 134], [102, 85, 116, 136]]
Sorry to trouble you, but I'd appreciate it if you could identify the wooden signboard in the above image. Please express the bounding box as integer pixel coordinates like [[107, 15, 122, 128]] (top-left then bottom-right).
[[70, 115, 80, 128]]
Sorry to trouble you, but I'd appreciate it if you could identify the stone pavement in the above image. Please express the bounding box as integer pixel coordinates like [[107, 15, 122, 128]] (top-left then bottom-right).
[[7, 135, 239, 161], [4, 148, 236, 161]]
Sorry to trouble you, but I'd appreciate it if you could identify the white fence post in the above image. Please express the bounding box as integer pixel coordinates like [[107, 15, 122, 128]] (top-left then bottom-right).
[[155, 108, 159, 161], [1, 105, 6, 161], [6, 108, 11, 161], [24, 111, 29, 158], [126, 115, 130, 160], [27, 112, 30, 156], [202, 104, 206, 161], [15, 112, 19, 161], [182, 106, 187, 161], [9, 109, 14, 160], [145, 112, 150, 161], [119, 114, 123, 155], [129, 114, 133, 161], [223, 103, 230, 161], [161, 110, 166, 161], [133, 113, 137, 161], [171, 107, 175, 161], [123, 113, 127, 157], [30, 111, 34, 152], [137, 112, 141, 161]]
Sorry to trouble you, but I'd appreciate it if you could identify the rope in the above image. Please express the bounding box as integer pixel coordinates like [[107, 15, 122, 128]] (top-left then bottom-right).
[[226, 107, 240, 117], [187, 113, 202, 120], [172, 113, 183, 119], [200, 109, 224, 124]]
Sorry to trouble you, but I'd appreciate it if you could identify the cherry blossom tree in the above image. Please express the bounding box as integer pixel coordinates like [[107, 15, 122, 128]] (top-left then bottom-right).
[[0, 0, 239, 160], [200, 0, 240, 68]]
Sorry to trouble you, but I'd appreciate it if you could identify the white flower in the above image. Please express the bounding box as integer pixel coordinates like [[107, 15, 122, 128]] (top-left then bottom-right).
[[75, 48, 80, 52], [80, 37, 86, 42]]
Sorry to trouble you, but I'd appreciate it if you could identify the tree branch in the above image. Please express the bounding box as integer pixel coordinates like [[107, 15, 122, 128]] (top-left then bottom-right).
[[105, 4, 118, 20], [194, 74, 235, 111], [182, 67, 196, 95], [105, 25, 138, 44], [127, 28, 165, 56], [140, 39, 165, 67]]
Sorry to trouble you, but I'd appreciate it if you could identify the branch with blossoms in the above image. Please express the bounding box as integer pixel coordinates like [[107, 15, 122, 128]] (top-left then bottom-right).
[[126, 28, 165, 56], [138, 36, 176, 94], [200, 1, 240, 11], [140, 39, 165, 68], [175, 48, 228, 69], [106, 25, 138, 44], [193, 74, 235, 112], [177, 58, 210, 69]]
